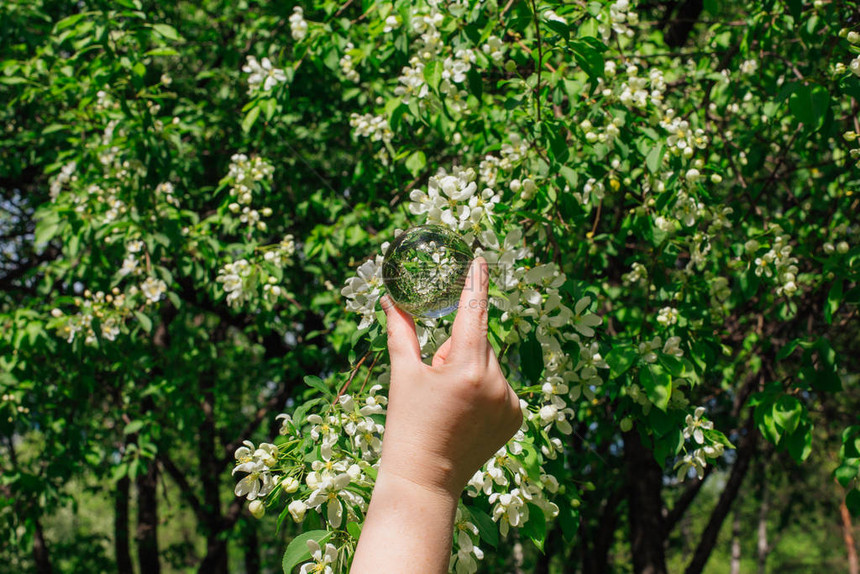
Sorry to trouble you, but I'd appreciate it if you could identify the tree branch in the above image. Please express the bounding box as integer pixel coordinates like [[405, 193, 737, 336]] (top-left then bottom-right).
[[684, 414, 759, 574], [159, 454, 205, 523]]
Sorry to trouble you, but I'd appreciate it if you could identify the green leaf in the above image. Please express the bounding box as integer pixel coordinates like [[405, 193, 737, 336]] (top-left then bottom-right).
[[467, 506, 499, 548], [843, 426, 860, 459], [546, 124, 569, 163], [570, 39, 605, 80], [605, 345, 638, 380], [55, 13, 88, 32], [788, 84, 829, 131], [152, 24, 181, 42], [467, 68, 483, 102], [123, 420, 144, 435], [145, 48, 180, 57], [522, 504, 547, 551], [847, 489, 860, 518], [282, 530, 331, 573], [42, 124, 68, 135], [825, 280, 843, 324], [346, 522, 362, 539], [304, 376, 331, 398], [640, 365, 671, 411], [646, 143, 664, 173], [34, 211, 61, 245], [772, 395, 802, 435], [134, 311, 153, 334], [521, 331, 544, 384], [835, 463, 859, 488], [242, 105, 261, 133], [544, 19, 569, 41], [423, 60, 442, 92], [404, 150, 426, 177], [557, 499, 579, 541], [776, 338, 803, 360], [785, 422, 812, 463]]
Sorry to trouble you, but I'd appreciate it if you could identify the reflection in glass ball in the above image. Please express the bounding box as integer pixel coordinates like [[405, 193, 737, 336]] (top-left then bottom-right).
[[382, 225, 474, 318]]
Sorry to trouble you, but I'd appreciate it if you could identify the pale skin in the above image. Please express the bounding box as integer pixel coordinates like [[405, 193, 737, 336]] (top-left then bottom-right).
[[350, 257, 522, 574]]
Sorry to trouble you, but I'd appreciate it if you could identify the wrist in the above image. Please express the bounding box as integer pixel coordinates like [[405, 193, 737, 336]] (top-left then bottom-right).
[[378, 446, 466, 499], [373, 464, 461, 510]]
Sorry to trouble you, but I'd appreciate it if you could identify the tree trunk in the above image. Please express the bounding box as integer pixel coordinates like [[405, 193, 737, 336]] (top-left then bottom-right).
[[840, 494, 860, 574], [244, 518, 261, 574], [730, 507, 741, 574], [624, 430, 668, 574], [663, 0, 703, 47], [32, 515, 53, 574], [757, 476, 769, 574], [685, 417, 758, 574], [197, 371, 228, 574], [136, 462, 160, 574], [115, 475, 134, 574], [579, 486, 623, 574], [9, 436, 53, 574]]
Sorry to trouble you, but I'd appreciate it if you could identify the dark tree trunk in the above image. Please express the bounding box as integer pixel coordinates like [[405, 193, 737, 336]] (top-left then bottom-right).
[[579, 486, 623, 574], [663, 0, 703, 47], [243, 518, 261, 574], [197, 371, 228, 574], [32, 515, 53, 574], [730, 506, 742, 574], [624, 430, 668, 574], [685, 417, 758, 574], [136, 461, 161, 574], [8, 436, 53, 574], [757, 473, 769, 574], [115, 475, 134, 574]]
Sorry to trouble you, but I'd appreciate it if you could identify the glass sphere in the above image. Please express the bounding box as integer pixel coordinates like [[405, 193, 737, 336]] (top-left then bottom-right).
[[382, 225, 474, 318]]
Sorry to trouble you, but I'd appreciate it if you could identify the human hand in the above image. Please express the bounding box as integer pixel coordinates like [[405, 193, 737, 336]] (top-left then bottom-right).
[[378, 256, 523, 497]]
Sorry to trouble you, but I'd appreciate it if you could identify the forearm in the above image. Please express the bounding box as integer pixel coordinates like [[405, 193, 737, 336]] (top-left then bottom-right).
[[350, 468, 458, 574]]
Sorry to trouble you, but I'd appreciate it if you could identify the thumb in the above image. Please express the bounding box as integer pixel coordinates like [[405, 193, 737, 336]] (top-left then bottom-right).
[[380, 295, 422, 369], [449, 257, 490, 359]]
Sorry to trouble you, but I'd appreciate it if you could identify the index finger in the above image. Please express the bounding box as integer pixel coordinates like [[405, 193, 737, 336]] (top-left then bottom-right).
[[449, 257, 490, 359]]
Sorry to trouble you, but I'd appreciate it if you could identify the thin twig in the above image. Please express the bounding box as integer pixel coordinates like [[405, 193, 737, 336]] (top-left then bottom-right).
[[335, 349, 372, 403], [530, 0, 543, 125], [358, 351, 382, 396], [590, 200, 603, 236]]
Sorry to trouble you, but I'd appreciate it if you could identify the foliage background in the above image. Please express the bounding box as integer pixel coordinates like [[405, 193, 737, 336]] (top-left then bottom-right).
[[2, 0, 860, 572]]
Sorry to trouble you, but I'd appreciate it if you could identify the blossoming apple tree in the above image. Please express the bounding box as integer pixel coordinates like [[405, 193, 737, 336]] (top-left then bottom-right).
[[1, 0, 859, 572]]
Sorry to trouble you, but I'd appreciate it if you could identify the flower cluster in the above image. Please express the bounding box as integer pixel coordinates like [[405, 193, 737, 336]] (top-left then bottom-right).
[[290, 7, 308, 41], [674, 406, 725, 480], [341, 252, 385, 330], [340, 43, 360, 83], [233, 385, 390, 574], [349, 113, 393, 144], [408, 166, 500, 236], [748, 228, 800, 297], [223, 154, 275, 232], [50, 287, 136, 345], [242, 56, 287, 95], [216, 235, 295, 308]]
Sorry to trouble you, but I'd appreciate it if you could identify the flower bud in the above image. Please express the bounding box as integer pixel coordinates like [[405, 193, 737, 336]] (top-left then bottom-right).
[[249, 500, 265, 519], [288, 500, 307, 522], [837, 240, 850, 254]]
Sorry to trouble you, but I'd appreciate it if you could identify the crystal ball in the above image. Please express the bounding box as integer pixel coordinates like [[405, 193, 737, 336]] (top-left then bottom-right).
[[382, 225, 474, 318]]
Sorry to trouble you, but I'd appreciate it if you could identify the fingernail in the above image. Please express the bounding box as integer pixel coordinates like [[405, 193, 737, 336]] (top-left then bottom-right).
[[379, 294, 392, 313]]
